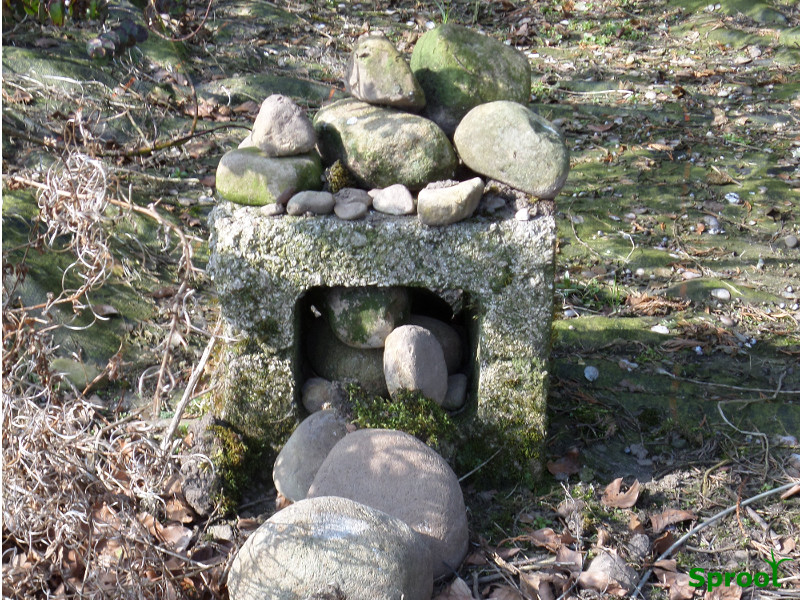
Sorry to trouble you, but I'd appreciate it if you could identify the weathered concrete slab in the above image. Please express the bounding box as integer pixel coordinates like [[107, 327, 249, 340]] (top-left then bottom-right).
[[208, 203, 556, 481]]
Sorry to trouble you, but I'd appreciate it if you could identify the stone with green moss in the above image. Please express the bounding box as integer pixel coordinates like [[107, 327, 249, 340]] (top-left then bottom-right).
[[313, 98, 456, 191], [208, 203, 555, 484], [324, 286, 409, 348], [215, 148, 322, 206], [410, 23, 531, 136]]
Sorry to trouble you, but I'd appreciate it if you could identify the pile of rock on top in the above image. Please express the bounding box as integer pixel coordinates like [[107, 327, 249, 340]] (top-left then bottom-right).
[[216, 23, 570, 227]]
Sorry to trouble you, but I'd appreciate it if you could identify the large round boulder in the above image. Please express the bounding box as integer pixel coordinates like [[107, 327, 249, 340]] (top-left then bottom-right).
[[346, 33, 426, 110], [305, 317, 387, 395], [313, 98, 457, 190], [324, 286, 410, 349], [216, 148, 322, 206], [307, 428, 469, 578], [410, 23, 531, 135], [454, 101, 570, 198], [272, 410, 349, 502], [227, 496, 433, 600]]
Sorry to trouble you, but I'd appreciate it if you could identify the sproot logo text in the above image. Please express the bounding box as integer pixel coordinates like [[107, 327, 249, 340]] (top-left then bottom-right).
[[689, 550, 791, 591]]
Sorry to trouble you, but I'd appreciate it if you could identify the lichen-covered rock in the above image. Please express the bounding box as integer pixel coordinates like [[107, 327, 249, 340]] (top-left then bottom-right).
[[286, 190, 335, 215], [324, 286, 410, 349], [417, 177, 484, 226], [215, 148, 322, 206], [241, 94, 317, 156], [346, 33, 425, 110], [272, 410, 348, 501], [305, 317, 388, 395], [313, 98, 457, 190], [410, 23, 531, 135], [384, 325, 448, 405], [454, 101, 570, 198], [227, 496, 433, 600], [308, 429, 469, 579]]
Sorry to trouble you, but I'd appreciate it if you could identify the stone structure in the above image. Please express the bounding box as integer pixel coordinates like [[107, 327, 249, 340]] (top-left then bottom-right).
[[208, 203, 555, 480]]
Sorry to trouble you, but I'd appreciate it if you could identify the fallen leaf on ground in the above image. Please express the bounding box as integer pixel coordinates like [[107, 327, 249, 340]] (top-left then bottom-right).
[[653, 564, 694, 600], [433, 577, 475, 600], [556, 545, 583, 574], [651, 509, 696, 533], [520, 572, 555, 600], [529, 528, 563, 552], [652, 531, 675, 555], [629, 513, 645, 533], [705, 583, 742, 600], [578, 551, 637, 596], [547, 448, 581, 478], [602, 478, 640, 508]]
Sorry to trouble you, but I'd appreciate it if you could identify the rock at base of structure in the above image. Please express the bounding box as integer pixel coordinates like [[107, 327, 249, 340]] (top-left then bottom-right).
[[308, 429, 468, 579], [272, 410, 348, 502], [324, 286, 410, 349], [410, 23, 531, 136], [215, 148, 322, 206], [227, 496, 433, 600], [383, 325, 448, 404], [454, 101, 570, 199], [313, 98, 457, 190]]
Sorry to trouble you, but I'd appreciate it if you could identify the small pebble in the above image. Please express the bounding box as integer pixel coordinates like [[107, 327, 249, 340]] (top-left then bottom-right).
[[719, 315, 734, 326], [564, 308, 579, 319], [785, 235, 798, 249], [259, 203, 285, 217], [635, 268, 646, 278], [584, 365, 599, 382], [334, 201, 368, 220], [651, 325, 669, 334], [724, 192, 740, 204], [787, 285, 795, 293], [710, 288, 731, 301], [515, 208, 530, 221]]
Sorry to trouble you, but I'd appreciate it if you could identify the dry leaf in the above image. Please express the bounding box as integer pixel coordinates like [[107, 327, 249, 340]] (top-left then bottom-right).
[[433, 577, 475, 600], [91, 303, 120, 317], [654, 566, 694, 600], [597, 527, 612, 547], [629, 513, 645, 533], [588, 123, 615, 133], [529, 528, 563, 552], [556, 545, 583, 574], [780, 483, 800, 499], [653, 531, 675, 555], [520, 572, 555, 600], [233, 100, 259, 114], [199, 174, 216, 188], [577, 571, 630, 597], [651, 509, 696, 533], [705, 583, 742, 600], [165, 497, 194, 523], [547, 448, 581, 478], [602, 478, 641, 509]]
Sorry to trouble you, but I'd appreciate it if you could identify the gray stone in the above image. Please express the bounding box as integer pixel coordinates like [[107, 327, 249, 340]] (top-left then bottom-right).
[[273, 410, 349, 502], [405, 315, 463, 374], [417, 177, 484, 226], [324, 286, 410, 349], [443, 373, 468, 411], [383, 325, 448, 404], [208, 204, 555, 482], [301, 377, 346, 413], [308, 429, 468, 579], [454, 101, 570, 199], [371, 184, 416, 215], [305, 317, 388, 395], [227, 496, 433, 600], [626, 533, 651, 563], [334, 187, 372, 207], [258, 203, 285, 217], [286, 191, 335, 216], [216, 148, 322, 206], [313, 98, 457, 190], [785, 234, 798, 249], [410, 23, 531, 135], [334, 201, 369, 220], [346, 33, 425, 110], [250, 94, 317, 157]]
